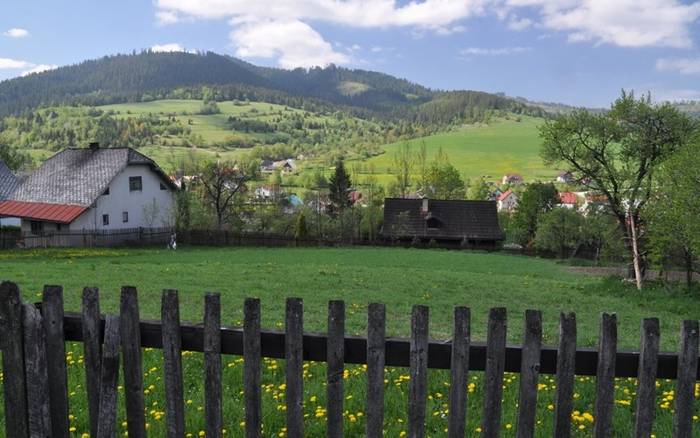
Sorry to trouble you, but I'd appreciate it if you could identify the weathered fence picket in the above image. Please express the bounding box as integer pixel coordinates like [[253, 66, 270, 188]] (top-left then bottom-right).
[[1, 281, 699, 438]]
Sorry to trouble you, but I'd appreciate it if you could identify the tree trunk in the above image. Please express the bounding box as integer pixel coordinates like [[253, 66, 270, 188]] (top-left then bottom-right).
[[628, 210, 643, 291]]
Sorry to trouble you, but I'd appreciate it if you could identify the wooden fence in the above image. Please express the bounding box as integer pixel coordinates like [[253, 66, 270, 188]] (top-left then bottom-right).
[[1, 227, 173, 248], [0, 281, 698, 437]]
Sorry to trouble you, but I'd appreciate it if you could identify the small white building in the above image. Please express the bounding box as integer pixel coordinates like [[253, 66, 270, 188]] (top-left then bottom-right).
[[0, 144, 176, 236], [497, 189, 518, 212]]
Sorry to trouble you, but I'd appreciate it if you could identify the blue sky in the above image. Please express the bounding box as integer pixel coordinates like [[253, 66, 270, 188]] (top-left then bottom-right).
[[2, 0, 700, 107]]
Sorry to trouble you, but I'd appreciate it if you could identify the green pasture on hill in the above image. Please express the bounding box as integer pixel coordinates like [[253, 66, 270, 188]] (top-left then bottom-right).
[[1, 246, 698, 437], [364, 116, 555, 184]]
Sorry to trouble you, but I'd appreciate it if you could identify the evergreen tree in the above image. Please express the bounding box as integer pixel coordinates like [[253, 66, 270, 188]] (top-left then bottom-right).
[[328, 159, 352, 214]]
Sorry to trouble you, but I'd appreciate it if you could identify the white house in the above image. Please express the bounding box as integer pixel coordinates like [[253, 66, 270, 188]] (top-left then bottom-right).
[[497, 189, 518, 212], [556, 171, 574, 184], [0, 144, 176, 235], [0, 160, 21, 227]]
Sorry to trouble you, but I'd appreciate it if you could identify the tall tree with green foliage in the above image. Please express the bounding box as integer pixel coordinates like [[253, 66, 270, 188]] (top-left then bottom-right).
[[540, 91, 695, 289], [468, 177, 491, 200], [0, 138, 30, 170], [422, 149, 465, 199], [328, 159, 352, 215], [512, 182, 559, 246], [646, 143, 700, 290], [392, 142, 413, 198], [534, 208, 584, 258], [294, 211, 308, 243]]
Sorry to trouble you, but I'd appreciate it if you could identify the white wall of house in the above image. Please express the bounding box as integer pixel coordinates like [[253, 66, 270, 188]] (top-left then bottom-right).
[[71, 164, 174, 231], [497, 193, 518, 212]]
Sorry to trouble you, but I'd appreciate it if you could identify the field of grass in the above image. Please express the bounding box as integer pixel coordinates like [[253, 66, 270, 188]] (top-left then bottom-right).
[[364, 116, 555, 184], [1, 247, 699, 436]]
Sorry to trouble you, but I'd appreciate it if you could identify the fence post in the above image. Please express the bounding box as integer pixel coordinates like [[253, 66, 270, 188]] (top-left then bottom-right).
[[22, 302, 51, 437], [96, 315, 121, 438], [327, 300, 345, 438], [447, 307, 470, 438], [204, 293, 223, 438], [286, 298, 304, 438], [43, 285, 70, 438], [161, 290, 185, 437], [0, 281, 29, 438], [481, 307, 507, 438], [553, 312, 576, 438], [634, 318, 660, 437], [673, 320, 699, 438], [594, 313, 617, 437], [244, 298, 261, 438], [408, 305, 429, 438], [120, 286, 146, 438], [366, 303, 386, 438], [82, 287, 102, 438], [516, 309, 542, 438]]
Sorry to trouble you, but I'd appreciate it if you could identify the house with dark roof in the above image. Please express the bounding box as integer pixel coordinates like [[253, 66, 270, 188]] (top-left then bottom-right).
[[382, 198, 503, 249], [0, 144, 177, 236], [0, 160, 20, 227]]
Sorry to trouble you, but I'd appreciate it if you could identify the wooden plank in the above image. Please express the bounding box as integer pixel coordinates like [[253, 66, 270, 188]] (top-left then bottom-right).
[[42, 285, 70, 438], [96, 315, 121, 438], [634, 318, 659, 438], [593, 313, 617, 438], [447, 306, 470, 438], [244, 297, 261, 438], [120, 286, 146, 438], [81, 287, 102, 438], [408, 305, 429, 438], [673, 320, 699, 438], [516, 309, 542, 438], [481, 307, 507, 438], [285, 298, 304, 438], [22, 303, 51, 437], [327, 300, 345, 438], [366, 303, 386, 438], [553, 312, 576, 438], [161, 289, 185, 438], [0, 281, 29, 438], [204, 293, 223, 438], [57, 310, 700, 379]]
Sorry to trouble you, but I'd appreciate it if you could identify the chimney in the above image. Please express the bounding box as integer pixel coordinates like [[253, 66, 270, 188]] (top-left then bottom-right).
[[421, 198, 429, 214], [89, 142, 99, 151]]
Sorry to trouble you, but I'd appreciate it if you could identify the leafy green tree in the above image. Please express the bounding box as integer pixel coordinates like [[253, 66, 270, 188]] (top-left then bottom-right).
[[540, 91, 696, 289], [646, 143, 700, 290], [392, 142, 413, 198], [0, 138, 30, 170], [328, 159, 352, 215], [423, 151, 465, 199], [512, 183, 559, 246], [468, 177, 491, 200], [294, 211, 308, 242], [534, 208, 584, 258]]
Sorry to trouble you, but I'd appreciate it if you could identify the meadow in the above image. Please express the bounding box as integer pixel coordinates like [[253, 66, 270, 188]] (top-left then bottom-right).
[[1, 247, 699, 436], [364, 116, 554, 184]]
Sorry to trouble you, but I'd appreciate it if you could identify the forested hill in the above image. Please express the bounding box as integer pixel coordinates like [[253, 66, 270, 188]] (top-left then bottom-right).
[[0, 51, 545, 122]]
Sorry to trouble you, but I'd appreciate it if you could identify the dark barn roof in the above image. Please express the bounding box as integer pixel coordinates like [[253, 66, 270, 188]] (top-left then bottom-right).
[[382, 198, 503, 241], [0, 160, 18, 201]]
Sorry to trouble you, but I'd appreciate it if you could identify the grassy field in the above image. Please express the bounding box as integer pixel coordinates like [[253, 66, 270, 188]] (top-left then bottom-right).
[[1, 247, 698, 436], [364, 116, 554, 184]]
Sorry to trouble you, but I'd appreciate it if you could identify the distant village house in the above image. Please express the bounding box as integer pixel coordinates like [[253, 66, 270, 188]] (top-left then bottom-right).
[[501, 173, 524, 185], [497, 189, 518, 213]]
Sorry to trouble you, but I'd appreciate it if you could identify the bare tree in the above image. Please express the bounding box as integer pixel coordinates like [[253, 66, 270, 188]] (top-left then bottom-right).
[[199, 160, 255, 230]]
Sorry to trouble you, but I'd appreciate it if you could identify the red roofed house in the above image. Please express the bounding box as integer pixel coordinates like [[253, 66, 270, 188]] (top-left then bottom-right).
[[501, 173, 524, 185], [558, 192, 578, 209], [497, 189, 518, 213], [0, 143, 177, 240]]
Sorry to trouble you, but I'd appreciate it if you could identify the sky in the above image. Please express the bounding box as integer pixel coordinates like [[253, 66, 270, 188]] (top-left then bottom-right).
[[2, 0, 700, 107]]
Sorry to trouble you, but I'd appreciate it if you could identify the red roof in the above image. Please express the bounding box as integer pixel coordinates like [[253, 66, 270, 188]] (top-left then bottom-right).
[[559, 192, 577, 204], [0, 201, 87, 223], [497, 189, 514, 201]]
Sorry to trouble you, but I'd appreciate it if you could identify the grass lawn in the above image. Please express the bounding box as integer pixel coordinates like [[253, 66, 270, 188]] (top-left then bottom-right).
[[364, 116, 555, 185], [1, 247, 698, 436]]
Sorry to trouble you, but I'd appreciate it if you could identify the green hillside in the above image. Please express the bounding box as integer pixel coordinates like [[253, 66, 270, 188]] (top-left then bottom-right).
[[363, 115, 554, 184]]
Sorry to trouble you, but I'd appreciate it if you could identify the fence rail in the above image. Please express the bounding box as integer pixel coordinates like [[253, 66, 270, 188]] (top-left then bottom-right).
[[1, 281, 699, 438]]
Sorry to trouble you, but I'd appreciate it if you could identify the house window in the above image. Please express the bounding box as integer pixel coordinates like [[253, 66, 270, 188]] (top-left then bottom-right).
[[30, 221, 43, 234], [160, 182, 167, 190], [56, 223, 63, 232], [426, 217, 441, 230], [103, 187, 110, 195], [102, 214, 109, 226], [129, 176, 142, 192], [122, 211, 129, 223]]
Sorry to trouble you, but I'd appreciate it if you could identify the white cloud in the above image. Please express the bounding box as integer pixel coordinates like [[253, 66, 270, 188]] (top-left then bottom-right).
[[0, 58, 32, 69], [656, 58, 700, 75], [460, 46, 532, 56], [651, 88, 700, 102], [507, 15, 532, 31], [151, 43, 195, 53], [231, 19, 349, 68], [21, 64, 58, 76], [504, 0, 700, 48], [156, 10, 180, 25], [3, 28, 29, 38]]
